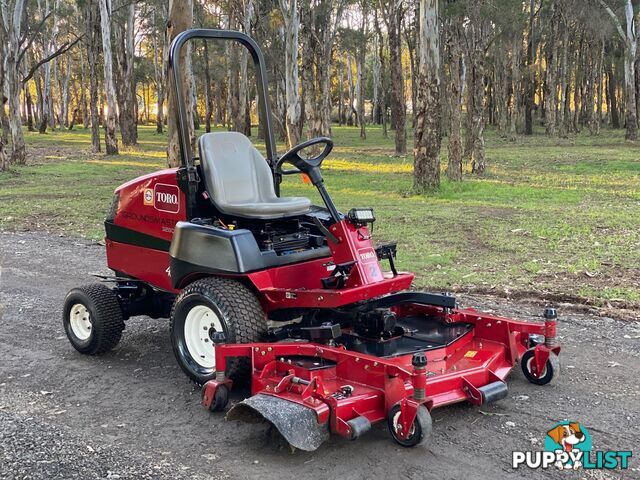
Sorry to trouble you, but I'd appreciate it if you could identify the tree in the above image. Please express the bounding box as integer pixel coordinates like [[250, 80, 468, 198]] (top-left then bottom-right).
[[98, 0, 119, 154], [445, 22, 463, 181], [544, 0, 559, 136], [114, 0, 138, 146], [85, 0, 101, 152], [279, 0, 302, 147], [598, 0, 637, 140], [380, 0, 407, 154], [413, 0, 441, 190], [0, 11, 8, 171], [355, 0, 368, 140], [300, 0, 346, 139], [166, 0, 194, 167], [1, 0, 28, 164]]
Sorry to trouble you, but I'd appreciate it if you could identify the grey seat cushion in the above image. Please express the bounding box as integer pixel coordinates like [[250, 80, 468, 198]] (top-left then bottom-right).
[[198, 132, 311, 219]]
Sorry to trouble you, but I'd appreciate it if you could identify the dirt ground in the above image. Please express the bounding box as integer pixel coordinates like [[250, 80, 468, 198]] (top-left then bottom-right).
[[0, 231, 638, 480]]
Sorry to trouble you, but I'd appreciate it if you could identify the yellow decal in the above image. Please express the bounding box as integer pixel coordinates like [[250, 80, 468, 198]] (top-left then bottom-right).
[[143, 188, 154, 206], [464, 350, 478, 358]]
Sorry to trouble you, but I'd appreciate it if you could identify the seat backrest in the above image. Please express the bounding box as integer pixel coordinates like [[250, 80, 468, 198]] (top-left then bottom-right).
[[198, 132, 277, 209]]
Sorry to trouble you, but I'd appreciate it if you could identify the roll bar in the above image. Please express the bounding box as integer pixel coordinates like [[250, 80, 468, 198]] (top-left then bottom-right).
[[168, 29, 278, 202]]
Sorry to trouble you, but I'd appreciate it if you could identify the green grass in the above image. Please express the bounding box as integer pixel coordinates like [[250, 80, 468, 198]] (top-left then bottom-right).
[[2, 124, 640, 305]]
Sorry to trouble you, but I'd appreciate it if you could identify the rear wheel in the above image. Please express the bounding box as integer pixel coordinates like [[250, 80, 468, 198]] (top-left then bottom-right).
[[170, 277, 266, 385], [62, 283, 125, 354]]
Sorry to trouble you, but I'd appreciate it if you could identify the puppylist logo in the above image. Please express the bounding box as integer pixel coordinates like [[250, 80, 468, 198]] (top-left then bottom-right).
[[512, 421, 632, 471]]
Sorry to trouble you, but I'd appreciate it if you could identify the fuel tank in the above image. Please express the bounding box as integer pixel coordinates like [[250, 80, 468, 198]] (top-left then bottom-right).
[[105, 168, 187, 291]]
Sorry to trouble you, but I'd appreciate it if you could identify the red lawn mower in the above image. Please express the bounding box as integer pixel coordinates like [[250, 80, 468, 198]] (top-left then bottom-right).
[[63, 29, 561, 450]]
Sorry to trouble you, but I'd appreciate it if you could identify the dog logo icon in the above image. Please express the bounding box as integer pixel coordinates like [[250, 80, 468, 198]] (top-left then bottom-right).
[[545, 421, 592, 470]]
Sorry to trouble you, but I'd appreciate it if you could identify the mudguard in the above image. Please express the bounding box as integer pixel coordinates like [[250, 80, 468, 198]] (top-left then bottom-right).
[[226, 394, 329, 451]]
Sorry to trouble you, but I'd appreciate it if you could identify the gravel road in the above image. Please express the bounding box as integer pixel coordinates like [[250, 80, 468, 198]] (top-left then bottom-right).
[[1, 231, 639, 479]]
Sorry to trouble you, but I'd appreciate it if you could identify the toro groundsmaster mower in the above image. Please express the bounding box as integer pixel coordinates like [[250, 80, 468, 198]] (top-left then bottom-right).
[[63, 29, 562, 450]]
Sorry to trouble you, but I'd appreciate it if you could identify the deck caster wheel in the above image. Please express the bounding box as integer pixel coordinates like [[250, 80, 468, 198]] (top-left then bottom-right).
[[170, 277, 267, 385], [203, 384, 229, 412], [521, 349, 559, 385], [62, 283, 125, 355], [388, 404, 432, 448]]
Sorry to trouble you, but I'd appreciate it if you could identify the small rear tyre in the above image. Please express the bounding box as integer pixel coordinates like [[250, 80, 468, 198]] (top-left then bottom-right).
[[388, 404, 432, 448], [521, 349, 559, 385], [170, 277, 267, 385], [203, 384, 229, 412], [62, 283, 125, 355]]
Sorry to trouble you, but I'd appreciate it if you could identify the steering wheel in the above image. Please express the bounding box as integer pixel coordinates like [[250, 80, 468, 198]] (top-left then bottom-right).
[[275, 137, 334, 182]]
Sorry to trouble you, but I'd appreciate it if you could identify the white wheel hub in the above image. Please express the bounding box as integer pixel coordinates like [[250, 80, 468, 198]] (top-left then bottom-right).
[[526, 357, 547, 378], [70, 303, 92, 340], [392, 410, 416, 437], [184, 305, 223, 369]]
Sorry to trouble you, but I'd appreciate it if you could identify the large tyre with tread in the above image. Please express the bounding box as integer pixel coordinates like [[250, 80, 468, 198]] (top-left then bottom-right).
[[170, 277, 267, 385], [62, 283, 125, 355]]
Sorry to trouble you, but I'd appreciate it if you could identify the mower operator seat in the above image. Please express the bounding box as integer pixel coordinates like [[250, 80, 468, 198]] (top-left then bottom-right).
[[198, 132, 311, 219]]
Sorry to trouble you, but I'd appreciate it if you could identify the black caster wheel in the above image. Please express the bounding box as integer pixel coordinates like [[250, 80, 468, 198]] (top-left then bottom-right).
[[203, 384, 229, 412], [387, 404, 432, 447], [521, 349, 559, 385]]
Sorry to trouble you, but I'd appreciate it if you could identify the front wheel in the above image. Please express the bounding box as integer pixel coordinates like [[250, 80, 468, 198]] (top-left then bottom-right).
[[170, 277, 267, 385], [521, 349, 559, 385], [387, 404, 432, 448], [62, 283, 125, 354]]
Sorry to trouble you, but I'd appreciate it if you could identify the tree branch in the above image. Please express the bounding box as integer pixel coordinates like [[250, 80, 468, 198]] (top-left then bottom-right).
[[17, 10, 53, 64], [597, 0, 627, 43], [21, 35, 82, 84]]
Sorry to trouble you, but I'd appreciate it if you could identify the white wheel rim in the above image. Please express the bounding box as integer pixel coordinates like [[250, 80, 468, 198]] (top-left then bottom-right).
[[392, 410, 416, 438], [70, 303, 92, 340], [184, 305, 222, 369], [526, 357, 547, 378]]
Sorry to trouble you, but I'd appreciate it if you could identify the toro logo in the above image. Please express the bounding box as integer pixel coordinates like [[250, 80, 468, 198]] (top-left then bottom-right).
[[358, 248, 377, 263], [153, 183, 180, 213]]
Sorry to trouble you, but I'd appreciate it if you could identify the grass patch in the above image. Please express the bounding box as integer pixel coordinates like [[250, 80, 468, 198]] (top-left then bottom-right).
[[2, 124, 640, 304]]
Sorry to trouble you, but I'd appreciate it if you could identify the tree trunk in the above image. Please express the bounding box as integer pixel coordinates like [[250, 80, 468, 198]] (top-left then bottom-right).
[[347, 55, 356, 126], [524, 0, 535, 135], [606, 58, 620, 128], [86, 0, 101, 152], [99, 0, 120, 154], [446, 25, 463, 181], [388, 2, 406, 154], [372, 26, 381, 124], [279, 0, 302, 147], [238, 0, 254, 136], [599, 0, 637, 139], [61, 57, 72, 128], [167, 0, 194, 166], [203, 40, 213, 133], [413, 0, 440, 190], [509, 34, 521, 140], [558, 20, 569, 137], [470, 60, 486, 174], [3, 0, 28, 164], [544, 1, 558, 136], [25, 83, 35, 132], [114, 1, 138, 146], [0, 15, 8, 171], [153, 6, 168, 134], [356, 1, 368, 139]]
